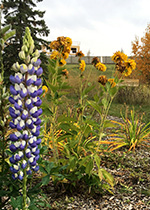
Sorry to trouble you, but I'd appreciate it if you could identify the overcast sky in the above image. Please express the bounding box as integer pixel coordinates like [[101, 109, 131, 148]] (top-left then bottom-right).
[[37, 0, 150, 56]]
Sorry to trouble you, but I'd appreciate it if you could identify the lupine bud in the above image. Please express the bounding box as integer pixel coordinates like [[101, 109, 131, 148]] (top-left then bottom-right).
[[12, 62, 20, 72], [19, 51, 26, 60], [21, 45, 28, 52]]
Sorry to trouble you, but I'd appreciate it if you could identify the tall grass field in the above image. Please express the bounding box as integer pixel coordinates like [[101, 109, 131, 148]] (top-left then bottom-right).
[[64, 64, 150, 124]]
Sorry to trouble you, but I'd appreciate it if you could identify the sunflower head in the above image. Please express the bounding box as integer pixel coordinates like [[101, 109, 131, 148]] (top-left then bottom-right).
[[92, 57, 100, 66], [95, 62, 106, 72], [98, 75, 108, 85], [76, 51, 85, 58], [79, 60, 86, 72], [42, 85, 48, 97], [59, 59, 66, 66], [111, 51, 128, 63], [108, 78, 116, 88]]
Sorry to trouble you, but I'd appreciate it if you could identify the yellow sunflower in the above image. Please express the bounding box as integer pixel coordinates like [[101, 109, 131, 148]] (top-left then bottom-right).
[[59, 59, 66, 66], [76, 51, 85, 58], [98, 75, 108, 85], [66, 37, 72, 47], [124, 67, 132, 77], [62, 69, 69, 77], [42, 85, 48, 97], [50, 51, 59, 60], [79, 60, 86, 72], [125, 59, 136, 70], [111, 51, 128, 63], [95, 62, 106, 72], [108, 78, 116, 88], [62, 52, 69, 59]]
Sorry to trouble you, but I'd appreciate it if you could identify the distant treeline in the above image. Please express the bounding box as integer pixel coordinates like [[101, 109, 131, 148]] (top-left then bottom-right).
[[66, 56, 131, 64]]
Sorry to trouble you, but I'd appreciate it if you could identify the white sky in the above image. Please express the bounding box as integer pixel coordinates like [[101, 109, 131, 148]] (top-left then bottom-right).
[[37, 0, 150, 56]]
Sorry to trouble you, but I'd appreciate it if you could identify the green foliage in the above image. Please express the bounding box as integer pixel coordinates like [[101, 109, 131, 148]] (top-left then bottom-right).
[[41, 55, 116, 194], [0, 7, 15, 173], [102, 107, 150, 151], [115, 85, 150, 105]]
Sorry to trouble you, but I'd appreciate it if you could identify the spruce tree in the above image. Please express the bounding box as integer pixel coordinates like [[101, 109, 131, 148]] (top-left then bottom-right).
[[2, 0, 50, 83]]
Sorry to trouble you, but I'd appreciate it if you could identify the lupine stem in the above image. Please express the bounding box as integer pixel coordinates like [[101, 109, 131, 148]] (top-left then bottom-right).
[[22, 72, 28, 210], [22, 168, 27, 210]]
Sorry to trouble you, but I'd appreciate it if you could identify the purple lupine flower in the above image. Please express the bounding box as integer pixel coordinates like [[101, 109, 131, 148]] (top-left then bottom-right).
[[21, 110, 28, 120], [32, 165, 39, 172], [9, 96, 16, 104], [36, 67, 43, 76], [21, 160, 27, 169], [32, 58, 41, 67], [18, 171, 24, 180], [9, 50, 43, 181], [28, 64, 35, 75], [19, 140, 26, 150], [34, 78, 42, 86], [10, 85, 18, 95]]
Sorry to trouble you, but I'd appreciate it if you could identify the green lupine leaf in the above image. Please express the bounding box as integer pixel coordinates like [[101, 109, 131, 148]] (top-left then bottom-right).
[[3, 30, 16, 41], [0, 24, 11, 35], [42, 175, 50, 185], [0, 38, 4, 47]]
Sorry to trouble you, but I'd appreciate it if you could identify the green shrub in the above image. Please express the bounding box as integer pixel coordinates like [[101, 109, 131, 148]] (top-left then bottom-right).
[[115, 85, 150, 105]]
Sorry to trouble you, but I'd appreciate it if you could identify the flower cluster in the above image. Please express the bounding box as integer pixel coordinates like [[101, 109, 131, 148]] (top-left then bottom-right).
[[79, 60, 86, 72], [98, 75, 107, 85], [76, 51, 85, 58], [108, 78, 116, 88], [62, 69, 69, 78], [111, 51, 136, 76], [98, 76, 116, 88], [92, 57, 106, 72], [9, 27, 43, 180], [75, 50, 86, 73], [111, 51, 128, 62], [50, 36, 72, 66]]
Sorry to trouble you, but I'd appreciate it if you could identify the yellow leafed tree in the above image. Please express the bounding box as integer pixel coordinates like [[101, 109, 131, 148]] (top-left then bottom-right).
[[132, 24, 150, 84]]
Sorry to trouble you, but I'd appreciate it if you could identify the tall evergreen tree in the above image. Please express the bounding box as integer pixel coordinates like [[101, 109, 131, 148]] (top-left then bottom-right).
[[2, 0, 50, 83]]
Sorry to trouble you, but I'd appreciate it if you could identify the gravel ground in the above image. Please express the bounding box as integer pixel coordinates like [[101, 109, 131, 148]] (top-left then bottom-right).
[[46, 145, 150, 210]]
